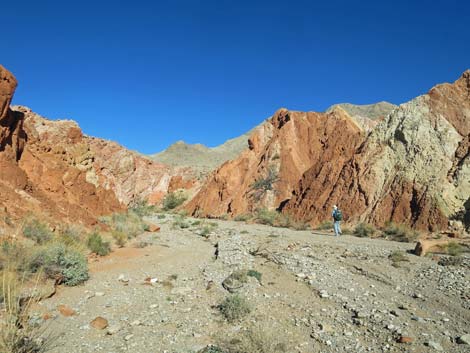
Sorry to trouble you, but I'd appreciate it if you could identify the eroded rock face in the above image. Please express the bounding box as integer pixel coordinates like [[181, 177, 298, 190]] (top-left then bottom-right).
[[186, 107, 366, 217], [188, 71, 470, 232]]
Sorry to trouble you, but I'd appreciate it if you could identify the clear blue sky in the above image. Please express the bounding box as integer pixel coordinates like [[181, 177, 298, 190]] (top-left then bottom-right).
[[3, 0, 469, 154]]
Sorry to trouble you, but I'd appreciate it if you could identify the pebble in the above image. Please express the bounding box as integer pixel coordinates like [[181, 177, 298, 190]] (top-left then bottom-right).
[[424, 341, 443, 351], [124, 334, 134, 341], [457, 334, 470, 345]]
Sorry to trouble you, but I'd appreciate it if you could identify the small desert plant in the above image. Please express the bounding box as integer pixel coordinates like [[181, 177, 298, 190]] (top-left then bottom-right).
[[86, 232, 111, 256], [101, 211, 147, 238], [254, 208, 277, 226], [157, 214, 166, 220], [172, 215, 190, 229], [389, 250, 409, 267], [111, 230, 127, 248], [129, 198, 155, 217], [250, 166, 279, 201], [353, 223, 377, 238], [192, 220, 202, 226], [1, 270, 55, 353], [446, 242, 464, 256], [217, 325, 289, 353], [316, 220, 333, 231], [382, 222, 419, 242], [28, 243, 89, 286], [247, 270, 262, 283], [22, 219, 53, 245], [234, 214, 251, 222], [59, 224, 84, 246], [218, 294, 251, 322], [162, 191, 187, 211]]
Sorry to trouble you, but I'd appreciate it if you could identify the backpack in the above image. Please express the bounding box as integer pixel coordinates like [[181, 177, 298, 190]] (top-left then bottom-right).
[[333, 209, 343, 221]]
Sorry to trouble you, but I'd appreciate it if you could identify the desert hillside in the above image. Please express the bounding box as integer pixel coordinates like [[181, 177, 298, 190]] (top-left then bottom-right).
[[187, 71, 470, 232]]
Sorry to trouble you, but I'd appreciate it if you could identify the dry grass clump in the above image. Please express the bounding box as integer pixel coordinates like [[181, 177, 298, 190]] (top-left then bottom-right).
[[0, 269, 54, 353], [315, 221, 333, 231], [216, 325, 289, 353], [382, 222, 419, 243], [100, 210, 148, 238], [218, 295, 251, 322], [353, 223, 377, 238], [162, 191, 187, 211]]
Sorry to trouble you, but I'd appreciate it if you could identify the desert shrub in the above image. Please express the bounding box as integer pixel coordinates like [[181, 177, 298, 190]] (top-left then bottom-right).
[[1, 270, 55, 353], [111, 230, 127, 248], [199, 226, 212, 238], [389, 250, 408, 267], [353, 223, 377, 238], [102, 211, 147, 238], [59, 224, 84, 245], [316, 221, 333, 230], [129, 198, 155, 217], [341, 226, 353, 235], [198, 346, 226, 353], [172, 215, 190, 229], [218, 326, 288, 353], [22, 219, 53, 245], [86, 232, 111, 256], [218, 294, 251, 322], [162, 191, 187, 211], [192, 220, 202, 226], [383, 222, 419, 242], [255, 208, 277, 226], [157, 214, 166, 220], [0, 241, 30, 273], [250, 167, 278, 201], [240, 230, 249, 234], [247, 270, 262, 283], [447, 242, 464, 256], [28, 243, 89, 286], [234, 214, 251, 222]]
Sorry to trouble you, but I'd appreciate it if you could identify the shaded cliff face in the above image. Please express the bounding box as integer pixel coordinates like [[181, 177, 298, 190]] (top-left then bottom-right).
[[186, 107, 366, 217], [285, 71, 470, 231], [188, 71, 470, 232]]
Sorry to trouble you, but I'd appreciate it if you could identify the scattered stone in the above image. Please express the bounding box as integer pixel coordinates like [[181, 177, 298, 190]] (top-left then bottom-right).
[[90, 317, 109, 330], [457, 334, 470, 345], [57, 305, 76, 317], [424, 341, 443, 351], [147, 223, 161, 232], [95, 292, 105, 297], [118, 274, 130, 283], [397, 336, 413, 344], [107, 325, 122, 335], [124, 334, 134, 341]]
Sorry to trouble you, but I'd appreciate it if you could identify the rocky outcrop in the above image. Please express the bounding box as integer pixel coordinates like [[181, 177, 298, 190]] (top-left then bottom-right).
[[285, 70, 470, 231], [186, 107, 367, 217], [188, 71, 470, 232]]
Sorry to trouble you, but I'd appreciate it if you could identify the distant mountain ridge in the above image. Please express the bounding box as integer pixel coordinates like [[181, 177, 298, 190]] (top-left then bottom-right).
[[150, 127, 258, 174]]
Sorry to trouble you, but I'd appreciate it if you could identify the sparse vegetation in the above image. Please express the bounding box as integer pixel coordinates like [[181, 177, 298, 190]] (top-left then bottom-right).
[[28, 243, 89, 286], [218, 294, 251, 322], [247, 269, 262, 283], [389, 250, 409, 267], [250, 166, 279, 201], [353, 223, 377, 238], [234, 214, 251, 222], [129, 198, 156, 217], [22, 218, 53, 245], [111, 230, 127, 248], [162, 191, 187, 211], [254, 208, 278, 226], [217, 326, 289, 353], [446, 241, 464, 256], [172, 215, 190, 229], [0, 270, 54, 353], [382, 222, 419, 242], [86, 232, 111, 256], [100, 210, 148, 238], [316, 220, 333, 231]]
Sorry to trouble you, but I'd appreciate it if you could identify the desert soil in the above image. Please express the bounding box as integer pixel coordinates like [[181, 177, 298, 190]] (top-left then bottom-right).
[[37, 214, 469, 353]]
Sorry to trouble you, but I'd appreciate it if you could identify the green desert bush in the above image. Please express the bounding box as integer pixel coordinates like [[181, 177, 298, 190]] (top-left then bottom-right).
[[446, 241, 464, 256], [129, 198, 156, 217], [218, 294, 251, 322], [389, 250, 409, 267], [111, 230, 127, 248], [353, 223, 377, 238], [383, 222, 419, 242], [162, 191, 187, 211], [101, 211, 147, 238], [86, 232, 111, 256], [28, 243, 89, 286], [247, 269, 262, 283], [172, 215, 190, 229], [22, 218, 53, 245], [59, 224, 84, 246], [250, 166, 278, 201], [255, 208, 277, 226]]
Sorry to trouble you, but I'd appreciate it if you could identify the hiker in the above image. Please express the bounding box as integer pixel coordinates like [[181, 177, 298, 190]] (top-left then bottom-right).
[[332, 205, 342, 236]]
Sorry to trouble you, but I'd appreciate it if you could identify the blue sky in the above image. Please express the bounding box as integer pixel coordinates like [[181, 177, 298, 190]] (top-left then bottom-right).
[[3, 0, 469, 153]]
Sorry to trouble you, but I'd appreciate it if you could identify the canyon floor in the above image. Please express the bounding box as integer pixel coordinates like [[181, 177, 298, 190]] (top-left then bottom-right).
[[37, 214, 469, 353]]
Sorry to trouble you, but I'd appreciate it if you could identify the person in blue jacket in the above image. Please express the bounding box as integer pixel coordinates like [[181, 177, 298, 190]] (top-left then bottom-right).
[[332, 205, 343, 236]]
